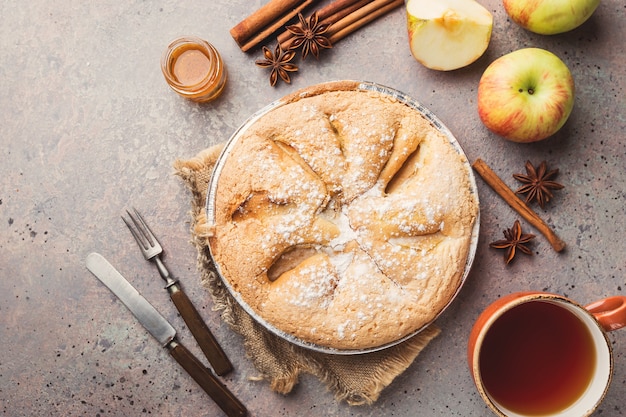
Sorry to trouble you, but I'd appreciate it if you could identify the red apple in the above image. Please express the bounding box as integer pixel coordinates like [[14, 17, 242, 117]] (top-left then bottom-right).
[[477, 48, 575, 143], [503, 0, 600, 35]]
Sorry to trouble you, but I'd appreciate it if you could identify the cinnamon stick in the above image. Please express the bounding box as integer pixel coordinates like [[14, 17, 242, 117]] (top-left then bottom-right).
[[322, 0, 373, 24], [328, 0, 403, 43], [230, 0, 316, 52], [472, 158, 566, 252], [277, 0, 369, 48]]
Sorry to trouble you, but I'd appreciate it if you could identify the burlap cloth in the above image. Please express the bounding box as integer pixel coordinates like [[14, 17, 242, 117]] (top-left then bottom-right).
[[173, 144, 441, 406]]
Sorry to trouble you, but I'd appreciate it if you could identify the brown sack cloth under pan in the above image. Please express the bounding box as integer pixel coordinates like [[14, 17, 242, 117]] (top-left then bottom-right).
[[174, 144, 440, 405]]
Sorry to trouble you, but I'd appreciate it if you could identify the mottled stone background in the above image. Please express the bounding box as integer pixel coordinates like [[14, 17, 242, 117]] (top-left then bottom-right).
[[1, 1, 624, 416]]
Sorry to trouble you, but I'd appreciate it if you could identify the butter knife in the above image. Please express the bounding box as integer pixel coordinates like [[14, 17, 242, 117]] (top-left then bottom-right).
[[122, 208, 233, 376], [85, 252, 247, 417]]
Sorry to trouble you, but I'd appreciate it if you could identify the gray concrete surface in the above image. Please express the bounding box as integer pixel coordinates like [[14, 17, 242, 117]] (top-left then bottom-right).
[[1, 1, 625, 416]]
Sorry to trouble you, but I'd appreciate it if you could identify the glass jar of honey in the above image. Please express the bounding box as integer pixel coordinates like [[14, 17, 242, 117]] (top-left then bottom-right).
[[161, 36, 227, 103]]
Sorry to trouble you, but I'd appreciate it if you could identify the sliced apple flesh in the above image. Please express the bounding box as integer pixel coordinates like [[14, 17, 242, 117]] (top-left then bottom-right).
[[406, 0, 493, 71]]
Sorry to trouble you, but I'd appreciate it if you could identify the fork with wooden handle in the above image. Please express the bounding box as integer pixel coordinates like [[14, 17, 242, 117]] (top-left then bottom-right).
[[122, 208, 233, 376]]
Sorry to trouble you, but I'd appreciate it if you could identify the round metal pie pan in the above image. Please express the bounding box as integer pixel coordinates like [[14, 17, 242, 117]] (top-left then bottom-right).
[[205, 80, 480, 355]]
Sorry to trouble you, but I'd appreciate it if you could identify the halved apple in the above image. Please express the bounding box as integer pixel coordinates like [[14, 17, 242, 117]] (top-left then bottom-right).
[[406, 0, 493, 71]]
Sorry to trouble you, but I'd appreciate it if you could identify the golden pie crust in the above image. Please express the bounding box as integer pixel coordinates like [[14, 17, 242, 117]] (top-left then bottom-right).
[[208, 81, 478, 350]]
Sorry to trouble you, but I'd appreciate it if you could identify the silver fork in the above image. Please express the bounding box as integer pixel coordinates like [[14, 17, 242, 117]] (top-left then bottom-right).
[[123, 208, 233, 376]]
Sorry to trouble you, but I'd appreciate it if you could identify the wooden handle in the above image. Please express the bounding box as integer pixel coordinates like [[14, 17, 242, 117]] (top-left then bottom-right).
[[169, 341, 247, 417], [169, 284, 233, 376]]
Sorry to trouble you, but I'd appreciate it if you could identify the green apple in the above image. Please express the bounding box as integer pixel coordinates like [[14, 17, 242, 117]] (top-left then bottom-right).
[[406, 0, 493, 71], [503, 0, 600, 35], [477, 48, 575, 143]]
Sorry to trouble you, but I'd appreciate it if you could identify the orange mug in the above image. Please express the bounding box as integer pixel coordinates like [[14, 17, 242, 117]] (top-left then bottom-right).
[[468, 292, 626, 417]]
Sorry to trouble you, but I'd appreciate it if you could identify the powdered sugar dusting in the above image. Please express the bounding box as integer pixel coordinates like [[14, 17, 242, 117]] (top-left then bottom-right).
[[211, 87, 478, 350]]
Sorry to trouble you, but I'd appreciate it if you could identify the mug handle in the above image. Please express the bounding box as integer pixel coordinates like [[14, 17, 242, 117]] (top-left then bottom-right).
[[585, 295, 626, 332]]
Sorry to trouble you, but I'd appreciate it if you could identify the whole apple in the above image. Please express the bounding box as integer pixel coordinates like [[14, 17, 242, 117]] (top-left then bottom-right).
[[477, 48, 575, 143], [503, 0, 600, 35]]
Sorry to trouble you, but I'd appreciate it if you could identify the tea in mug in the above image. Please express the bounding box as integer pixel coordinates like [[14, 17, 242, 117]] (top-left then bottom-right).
[[479, 301, 596, 415]]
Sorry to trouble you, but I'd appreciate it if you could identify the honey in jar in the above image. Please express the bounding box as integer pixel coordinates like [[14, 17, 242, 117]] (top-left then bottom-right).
[[161, 36, 226, 103]]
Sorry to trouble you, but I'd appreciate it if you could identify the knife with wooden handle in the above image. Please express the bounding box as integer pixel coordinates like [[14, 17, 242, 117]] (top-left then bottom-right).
[[122, 208, 233, 376], [85, 252, 247, 417]]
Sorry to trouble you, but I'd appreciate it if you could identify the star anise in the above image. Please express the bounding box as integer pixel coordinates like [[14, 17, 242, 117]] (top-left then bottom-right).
[[255, 44, 299, 87], [513, 160, 564, 208], [286, 12, 332, 60], [490, 220, 536, 265]]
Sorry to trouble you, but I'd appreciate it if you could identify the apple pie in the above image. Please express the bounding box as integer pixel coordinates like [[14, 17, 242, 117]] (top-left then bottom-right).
[[207, 81, 479, 351]]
